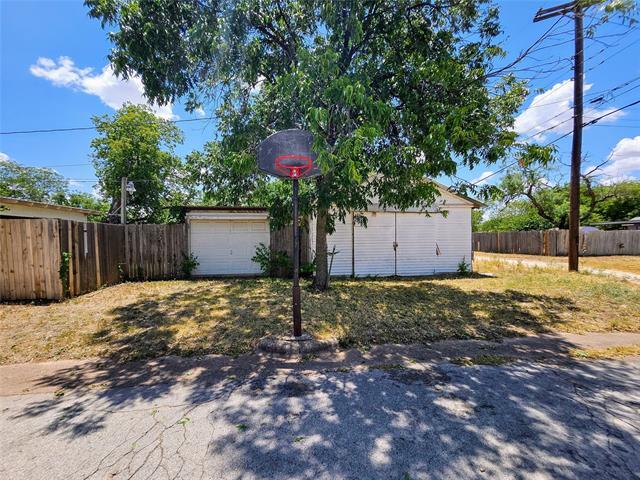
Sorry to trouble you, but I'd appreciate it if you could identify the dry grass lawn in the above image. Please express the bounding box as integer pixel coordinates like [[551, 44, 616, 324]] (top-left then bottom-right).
[[1, 259, 639, 364], [569, 345, 640, 360], [475, 253, 640, 276]]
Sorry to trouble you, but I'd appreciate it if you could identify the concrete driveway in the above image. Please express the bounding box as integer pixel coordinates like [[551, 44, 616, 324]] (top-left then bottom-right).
[[1, 354, 639, 480]]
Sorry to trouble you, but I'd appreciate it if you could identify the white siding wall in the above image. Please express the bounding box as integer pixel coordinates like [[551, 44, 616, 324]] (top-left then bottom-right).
[[319, 207, 473, 277], [326, 213, 353, 276], [0, 202, 91, 221], [396, 212, 438, 276], [433, 207, 472, 273]]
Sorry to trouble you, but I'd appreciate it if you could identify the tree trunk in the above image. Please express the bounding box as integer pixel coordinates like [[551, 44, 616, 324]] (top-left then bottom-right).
[[313, 205, 329, 291]]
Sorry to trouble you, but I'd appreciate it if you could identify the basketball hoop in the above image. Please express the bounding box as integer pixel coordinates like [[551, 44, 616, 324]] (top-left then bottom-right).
[[258, 129, 320, 179], [257, 129, 319, 338], [275, 154, 315, 178]]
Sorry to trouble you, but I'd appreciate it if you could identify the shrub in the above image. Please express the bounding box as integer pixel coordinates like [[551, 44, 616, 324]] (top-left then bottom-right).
[[252, 243, 290, 277], [300, 261, 315, 278], [457, 257, 471, 274], [181, 252, 200, 278]]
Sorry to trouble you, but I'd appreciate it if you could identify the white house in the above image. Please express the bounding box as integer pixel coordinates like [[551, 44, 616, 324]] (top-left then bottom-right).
[[185, 183, 481, 277], [0, 196, 99, 222]]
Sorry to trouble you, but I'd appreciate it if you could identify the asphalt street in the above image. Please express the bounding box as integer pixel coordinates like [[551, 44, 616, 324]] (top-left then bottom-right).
[[1, 358, 639, 480]]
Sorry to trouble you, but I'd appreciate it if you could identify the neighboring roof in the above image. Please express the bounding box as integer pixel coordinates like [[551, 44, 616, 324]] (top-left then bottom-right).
[[0, 196, 100, 215], [590, 217, 640, 226], [182, 205, 268, 212]]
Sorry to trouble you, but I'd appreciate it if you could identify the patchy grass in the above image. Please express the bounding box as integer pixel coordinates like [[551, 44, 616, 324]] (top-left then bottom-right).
[[475, 253, 640, 276], [1, 265, 639, 365], [569, 345, 640, 360], [451, 355, 516, 366]]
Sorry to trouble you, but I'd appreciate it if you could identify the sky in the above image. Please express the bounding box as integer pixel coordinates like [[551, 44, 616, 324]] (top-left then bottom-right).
[[1, 0, 639, 198]]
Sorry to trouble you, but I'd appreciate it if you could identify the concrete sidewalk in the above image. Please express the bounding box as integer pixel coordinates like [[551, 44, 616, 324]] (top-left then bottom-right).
[[2, 331, 639, 396]]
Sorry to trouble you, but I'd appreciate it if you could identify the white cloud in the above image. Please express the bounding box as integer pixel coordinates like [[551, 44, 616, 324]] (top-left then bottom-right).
[[586, 136, 640, 184], [30, 56, 177, 120], [0, 152, 9, 163], [471, 170, 495, 186], [194, 107, 206, 117], [514, 79, 624, 141]]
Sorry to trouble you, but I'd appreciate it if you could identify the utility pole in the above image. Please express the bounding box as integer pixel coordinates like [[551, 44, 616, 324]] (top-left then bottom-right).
[[120, 176, 127, 224], [534, 1, 584, 272]]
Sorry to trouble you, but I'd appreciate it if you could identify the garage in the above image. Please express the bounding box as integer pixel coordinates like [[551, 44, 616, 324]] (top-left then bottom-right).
[[184, 183, 480, 278], [313, 184, 479, 277], [185, 207, 269, 276]]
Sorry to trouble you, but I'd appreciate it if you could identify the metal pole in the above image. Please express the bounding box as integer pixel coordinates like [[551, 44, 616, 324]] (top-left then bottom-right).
[[292, 178, 302, 337], [568, 3, 583, 272], [120, 176, 127, 225]]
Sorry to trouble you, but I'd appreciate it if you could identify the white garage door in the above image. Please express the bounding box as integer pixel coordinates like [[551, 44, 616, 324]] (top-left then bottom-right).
[[354, 212, 396, 276], [190, 220, 269, 275], [396, 213, 438, 276]]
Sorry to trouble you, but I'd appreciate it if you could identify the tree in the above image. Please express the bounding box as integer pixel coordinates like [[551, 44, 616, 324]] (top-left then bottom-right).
[[87, 0, 528, 289], [592, 180, 640, 223], [0, 158, 110, 220], [0, 158, 69, 202], [496, 160, 620, 229], [90, 103, 187, 223], [477, 200, 554, 232]]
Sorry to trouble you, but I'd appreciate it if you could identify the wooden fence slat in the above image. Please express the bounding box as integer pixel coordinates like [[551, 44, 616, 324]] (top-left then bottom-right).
[[473, 229, 640, 256], [1, 219, 188, 300]]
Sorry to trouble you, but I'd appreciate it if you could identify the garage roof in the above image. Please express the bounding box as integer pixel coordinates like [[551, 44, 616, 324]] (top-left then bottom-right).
[[182, 206, 268, 212]]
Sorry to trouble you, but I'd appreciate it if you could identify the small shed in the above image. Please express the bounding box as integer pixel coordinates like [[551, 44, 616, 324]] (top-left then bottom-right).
[[0, 196, 99, 222], [185, 206, 270, 276]]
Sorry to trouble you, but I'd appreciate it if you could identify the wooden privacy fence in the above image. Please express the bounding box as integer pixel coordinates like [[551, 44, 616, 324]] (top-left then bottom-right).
[[270, 226, 311, 264], [0, 219, 64, 300], [1, 219, 188, 301], [473, 229, 640, 256]]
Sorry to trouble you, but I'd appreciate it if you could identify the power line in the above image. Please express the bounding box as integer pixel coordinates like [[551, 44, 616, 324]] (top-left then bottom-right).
[[25, 162, 92, 168], [455, 98, 640, 188], [0, 116, 217, 136]]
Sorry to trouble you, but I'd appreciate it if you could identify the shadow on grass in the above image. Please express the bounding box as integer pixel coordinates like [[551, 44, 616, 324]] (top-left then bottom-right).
[[40, 275, 580, 364]]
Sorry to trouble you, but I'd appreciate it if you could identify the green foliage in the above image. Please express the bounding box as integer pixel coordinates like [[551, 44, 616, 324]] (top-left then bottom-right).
[[252, 242, 290, 277], [0, 158, 110, 218], [1, 158, 69, 202], [472, 209, 484, 232], [479, 178, 640, 231], [478, 200, 554, 232], [59, 252, 71, 297], [90, 103, 190, 223], [592, 181, 640, 222], [181, 252, 200, 278], [86, 0, 531, 272], [300, 261, 316, 278], [457, 257, 471, 274]]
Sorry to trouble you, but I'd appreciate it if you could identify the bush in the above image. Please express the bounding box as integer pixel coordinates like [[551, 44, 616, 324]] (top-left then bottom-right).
[[457, 257, 471, 274], [300, 261, 315, 278], [181, 252, 200, 278], [252, 243, 290, 277]]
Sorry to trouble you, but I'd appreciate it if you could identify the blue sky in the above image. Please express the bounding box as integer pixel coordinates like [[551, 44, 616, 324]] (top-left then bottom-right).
[[1, 0, 639, 197]]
